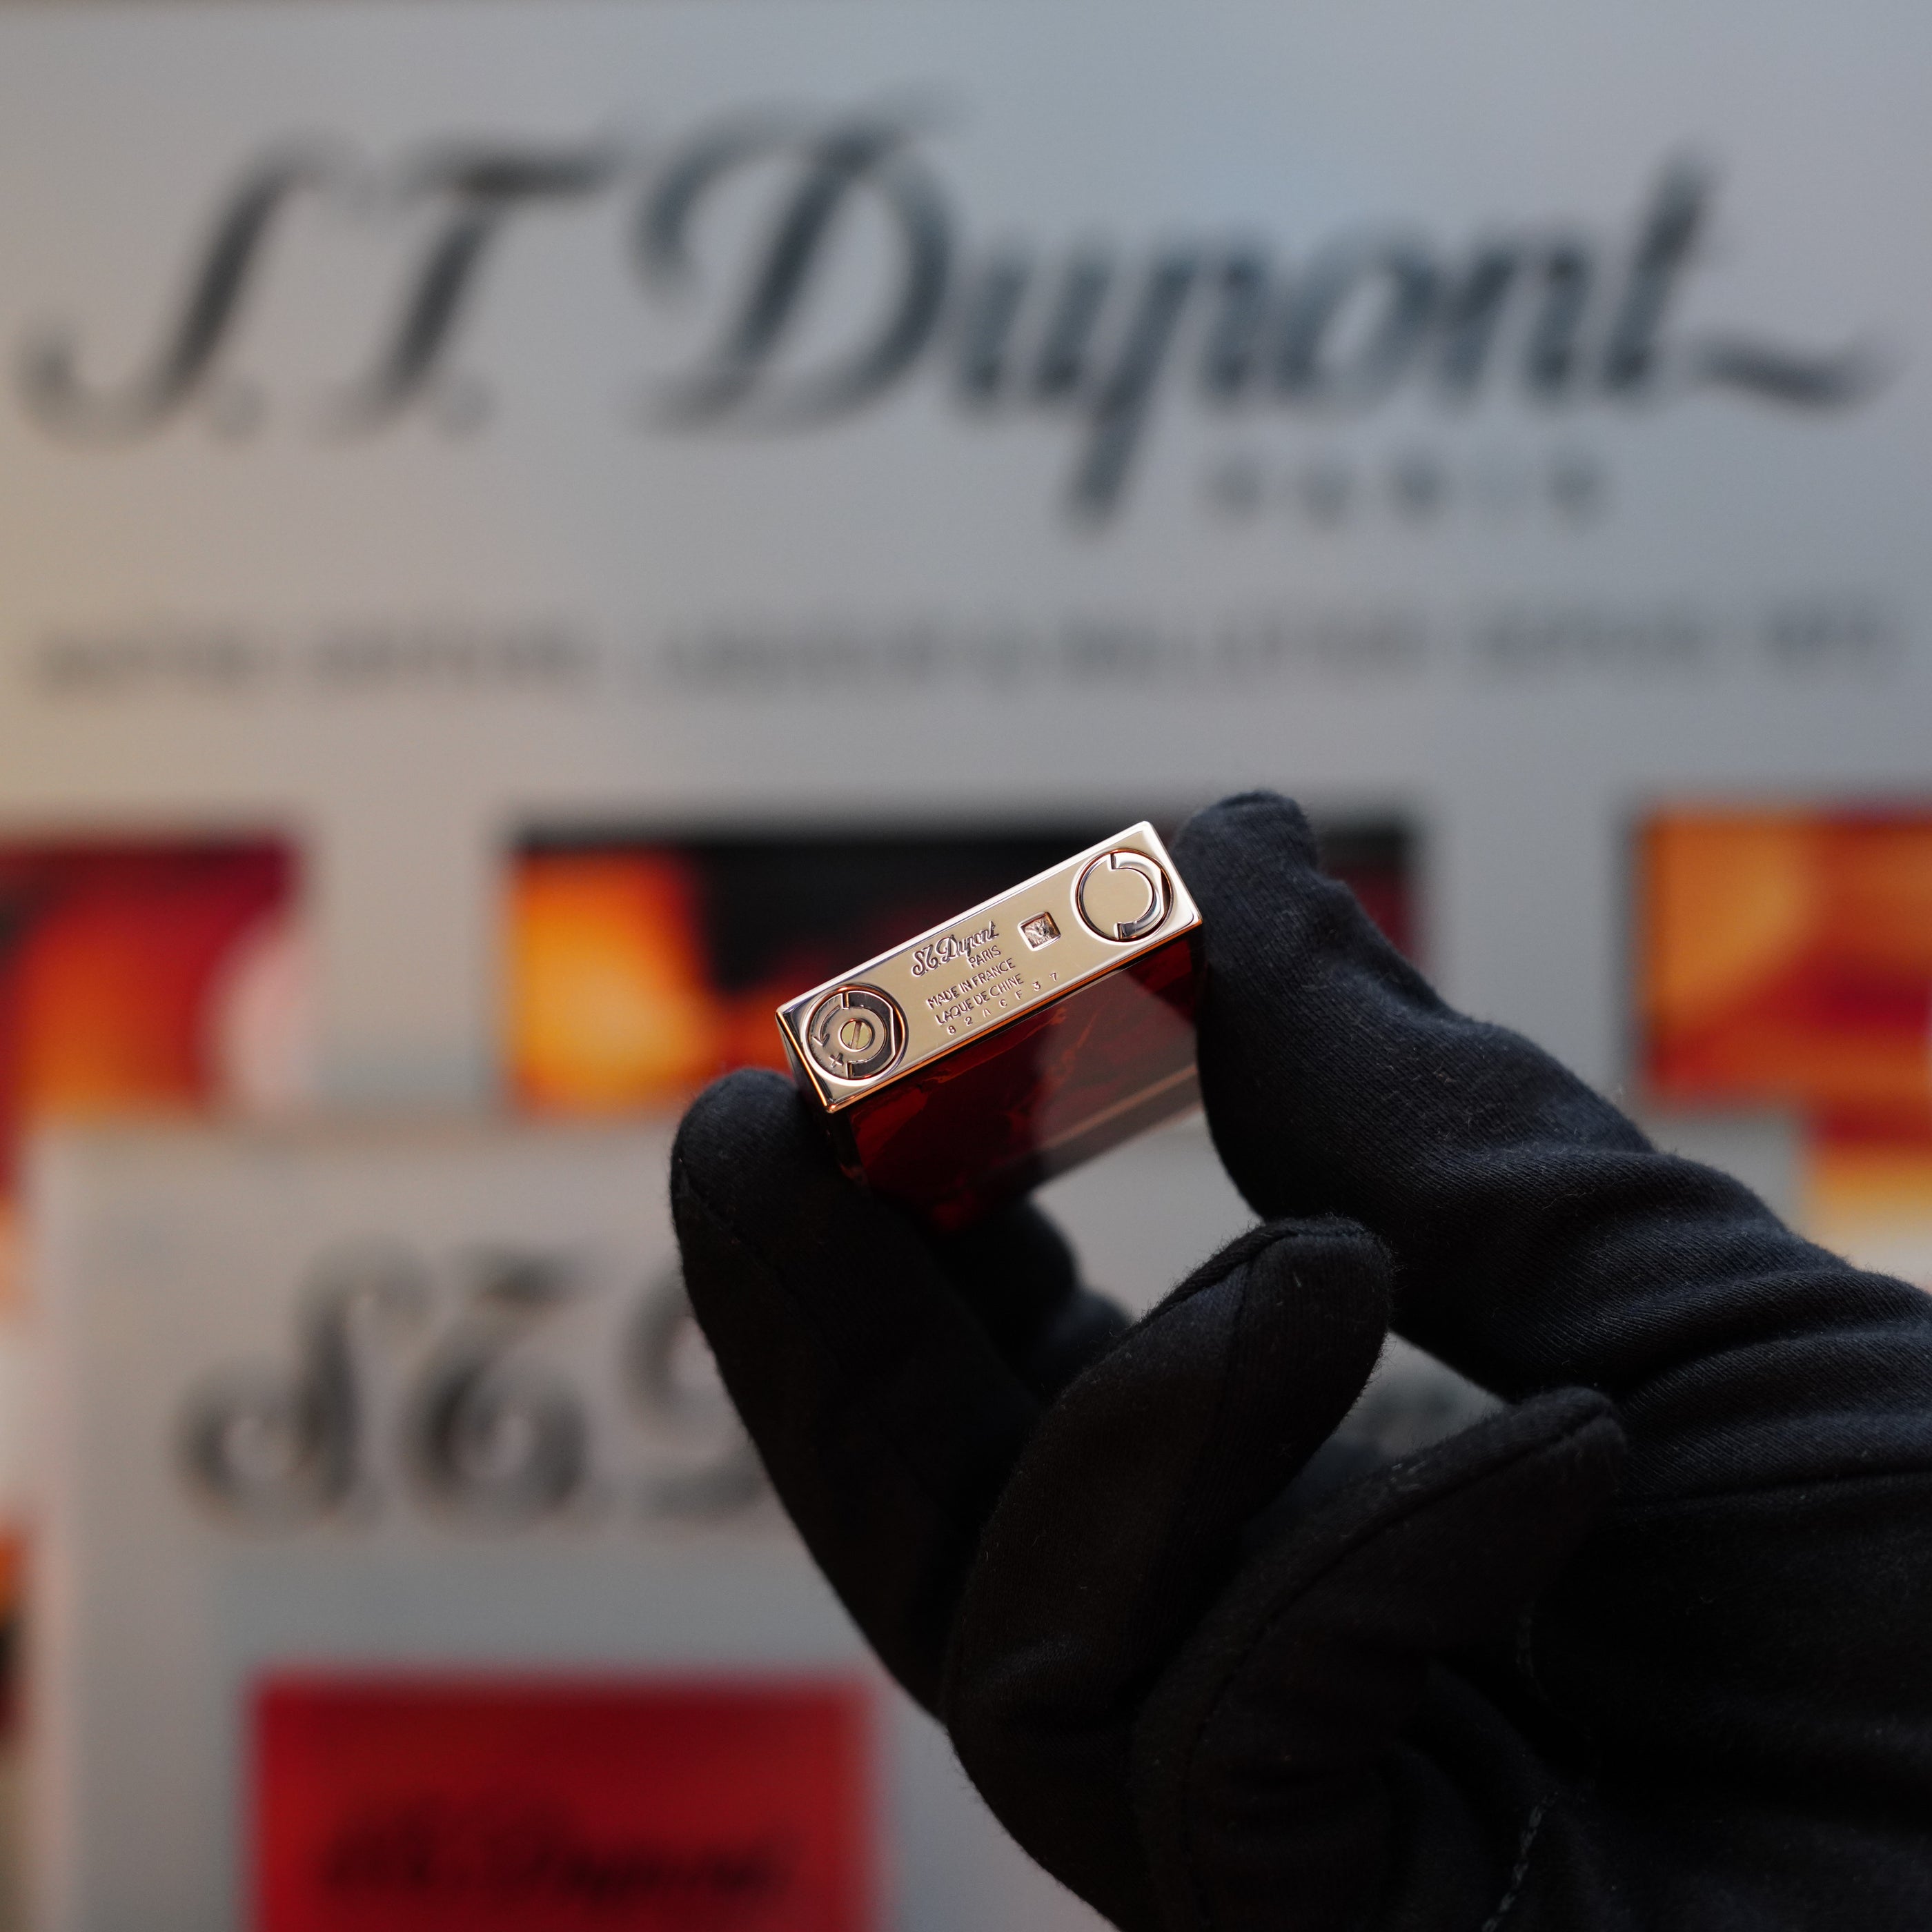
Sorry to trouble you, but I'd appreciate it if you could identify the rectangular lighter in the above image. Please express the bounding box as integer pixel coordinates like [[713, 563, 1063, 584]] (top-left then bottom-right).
[[776, 823, 1203, 1230]]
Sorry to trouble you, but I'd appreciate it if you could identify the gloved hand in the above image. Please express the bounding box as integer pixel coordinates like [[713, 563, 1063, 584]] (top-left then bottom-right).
[[669, 792, 1932, 1932]]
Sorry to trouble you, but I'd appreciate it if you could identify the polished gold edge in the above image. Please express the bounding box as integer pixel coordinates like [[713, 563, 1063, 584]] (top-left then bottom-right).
[[777, 822, 1201, 1114]]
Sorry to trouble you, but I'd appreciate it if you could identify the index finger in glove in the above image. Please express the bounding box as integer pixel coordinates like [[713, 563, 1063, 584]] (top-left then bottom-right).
[[944, 1214, 1391, 1930], [669, 1067, 1123, 1708], [1171, 792, 1932, 1495]]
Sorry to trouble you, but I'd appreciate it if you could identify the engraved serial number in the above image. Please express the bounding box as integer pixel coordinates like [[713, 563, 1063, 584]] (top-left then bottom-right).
[[910, 920, 998, 978]]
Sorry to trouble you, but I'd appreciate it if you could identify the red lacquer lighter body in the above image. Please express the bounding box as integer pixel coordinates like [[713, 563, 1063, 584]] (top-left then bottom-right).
[[776, 823, 1203, 1229]]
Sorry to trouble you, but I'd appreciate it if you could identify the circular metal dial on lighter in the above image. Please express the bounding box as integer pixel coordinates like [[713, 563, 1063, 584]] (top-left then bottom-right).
[[1075, 849, 1171, 943], [804, 985, 907, 1081]]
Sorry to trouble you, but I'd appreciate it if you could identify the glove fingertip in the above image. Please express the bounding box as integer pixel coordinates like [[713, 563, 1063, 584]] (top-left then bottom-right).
[[1172, 790, 1322, 881], [1247, 1215, 1393, 1323], [1229, 1219, 1392, 1409], [671, 1065, 816, 1199], [1534, 1394, 1629, 1521], [1419, 1384, 1627, 1499]]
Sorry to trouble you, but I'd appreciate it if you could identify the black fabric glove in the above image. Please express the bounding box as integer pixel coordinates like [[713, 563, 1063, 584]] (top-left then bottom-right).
[[669, 791, 1932, 1932]]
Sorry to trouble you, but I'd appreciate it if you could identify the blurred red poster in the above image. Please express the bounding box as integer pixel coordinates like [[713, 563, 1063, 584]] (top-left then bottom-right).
[[254, 1677, 873, 1932], [1639, 810, 1932, 1135], [0, 840, 297, 1197]]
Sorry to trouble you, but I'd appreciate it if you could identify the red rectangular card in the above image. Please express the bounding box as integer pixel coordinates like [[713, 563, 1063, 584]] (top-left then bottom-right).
[[253, 1676, 873, 1932]]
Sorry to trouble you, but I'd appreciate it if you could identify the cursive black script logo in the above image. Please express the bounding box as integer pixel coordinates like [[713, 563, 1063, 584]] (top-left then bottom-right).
[[911, 919, 998, 976], [177, 1243, 765, 1530], [18, 108, 1888, 520]]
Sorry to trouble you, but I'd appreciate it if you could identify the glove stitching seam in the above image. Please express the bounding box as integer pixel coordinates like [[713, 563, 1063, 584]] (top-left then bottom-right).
[[1477, 1800, 1547, 1932], [1512, 1606, 1544, 1711], [1138, 1219, 1297, 1326], [1609, 1463, 1932, 1515], [1172, 1424, 1594, 1932]]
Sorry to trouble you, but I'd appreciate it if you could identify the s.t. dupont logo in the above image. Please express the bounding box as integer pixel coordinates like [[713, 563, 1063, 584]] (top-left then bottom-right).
[[17, 106, 1886, 520], [910, 920, 999, 977]]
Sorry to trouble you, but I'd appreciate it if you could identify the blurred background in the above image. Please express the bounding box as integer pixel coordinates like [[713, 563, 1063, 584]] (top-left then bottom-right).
[[0, 1, 1929, 1926]]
